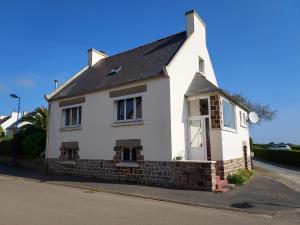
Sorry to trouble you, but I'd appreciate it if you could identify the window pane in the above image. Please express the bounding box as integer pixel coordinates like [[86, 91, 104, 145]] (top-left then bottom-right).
[[65, 108, 70, 126], [200, 98, 208, 115], [67, 148, 73, 160], [239, 111, 242, 125], [131, 148, 137, 161], [71, 107, 78, 125], [222, 99, 235, 129], [189, 120, 202, 148], [188, 99, 200, 116], [117, 100, 125, 120], [122, 147, 131, 161], [126, 98, 134, 120], [78, 107, 82, 125], [199, 57, 205, 73], [136, 97, 142, 119]]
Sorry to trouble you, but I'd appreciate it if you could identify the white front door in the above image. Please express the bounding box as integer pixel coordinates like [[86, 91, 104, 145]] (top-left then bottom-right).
[[188, 117, 207, 160]]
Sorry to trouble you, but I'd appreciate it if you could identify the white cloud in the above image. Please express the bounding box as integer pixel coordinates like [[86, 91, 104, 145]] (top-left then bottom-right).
[[16, 78, 36, 88]]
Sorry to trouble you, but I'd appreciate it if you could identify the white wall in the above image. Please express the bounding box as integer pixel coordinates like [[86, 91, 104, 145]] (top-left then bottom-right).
[[221, 104, 250, 160], [46, 77, 172, 161], [210, 129, 223, 160], [166, 11, 217, 159]]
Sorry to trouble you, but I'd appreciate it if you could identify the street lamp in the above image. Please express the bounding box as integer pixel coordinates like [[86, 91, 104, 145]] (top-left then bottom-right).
[[10, 93, 21, 165], [10, 94, 21, 128]]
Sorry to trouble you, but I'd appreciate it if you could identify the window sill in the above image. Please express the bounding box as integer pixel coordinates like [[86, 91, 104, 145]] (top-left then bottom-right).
[[60, 160, 77, 165], [240, 125, 247, 128], [223, 126, 237, 133], [116, 162, 139, 168], [111, 120, 144, 127], [60, 126, 82, 132]]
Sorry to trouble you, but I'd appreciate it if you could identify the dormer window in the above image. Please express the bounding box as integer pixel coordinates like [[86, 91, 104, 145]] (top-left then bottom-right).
[[108, 66, 122, 75], [199, 57, 205, 74]]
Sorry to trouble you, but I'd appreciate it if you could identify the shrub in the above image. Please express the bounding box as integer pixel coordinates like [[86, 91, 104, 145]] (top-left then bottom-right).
[[21, 131, 46, 159], [253, 147, 300, 167], [14, 126, 42, 158], [227, 169, 253, 185], [0, 137, 13, 156], [0, 126, 4, 138], [290, 145, 300, 151]]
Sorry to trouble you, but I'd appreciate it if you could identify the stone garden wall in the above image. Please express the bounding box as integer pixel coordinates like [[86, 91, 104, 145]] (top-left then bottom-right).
[[47, 159, 216, 191], [216, 156, 251, 179]]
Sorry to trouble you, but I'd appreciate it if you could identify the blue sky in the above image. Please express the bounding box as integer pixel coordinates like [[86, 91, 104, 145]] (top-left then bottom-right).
[[0, 0, 299, 144]]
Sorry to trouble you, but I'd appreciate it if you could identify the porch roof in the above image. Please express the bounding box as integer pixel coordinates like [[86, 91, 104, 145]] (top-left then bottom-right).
[[186, 73, 250, 112]]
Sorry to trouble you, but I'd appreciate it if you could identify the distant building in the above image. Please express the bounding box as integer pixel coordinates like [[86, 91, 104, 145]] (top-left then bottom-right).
[[0, 111, 28, 137]]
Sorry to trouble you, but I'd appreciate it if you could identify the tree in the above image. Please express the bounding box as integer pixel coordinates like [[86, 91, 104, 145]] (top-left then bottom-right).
[[15, 106, 48, 159], [20, 106, 48, 132], [0, 126, 4, 138], [229, 92, 277, 125], [21, 131, 46, 159]]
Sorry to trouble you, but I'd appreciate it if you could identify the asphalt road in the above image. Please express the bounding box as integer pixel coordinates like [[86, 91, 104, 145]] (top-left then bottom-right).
[[253, 159, 300, 192], [0, 175, 299, 225]]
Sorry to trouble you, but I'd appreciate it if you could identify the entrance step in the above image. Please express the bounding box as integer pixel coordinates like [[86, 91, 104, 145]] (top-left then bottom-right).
[[215, 175, 229, 192]]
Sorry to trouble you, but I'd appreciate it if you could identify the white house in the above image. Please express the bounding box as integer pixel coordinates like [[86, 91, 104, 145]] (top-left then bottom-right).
[[45, 10, 251, 191], [0, 111, 22, 136]]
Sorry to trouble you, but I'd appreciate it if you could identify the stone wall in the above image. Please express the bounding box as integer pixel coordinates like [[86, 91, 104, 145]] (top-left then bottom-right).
[[216, 157, 251, 179], [210, 94, 223, 129], [47, 159, 216, 191]]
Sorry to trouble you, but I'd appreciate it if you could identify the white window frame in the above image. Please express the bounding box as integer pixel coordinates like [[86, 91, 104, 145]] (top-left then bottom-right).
[[198, 56, 205, 75], [113, 93, 143, 122], [221, 98, 237, 132], [239, 110, 248, 128], [61, 104, 82, 128]]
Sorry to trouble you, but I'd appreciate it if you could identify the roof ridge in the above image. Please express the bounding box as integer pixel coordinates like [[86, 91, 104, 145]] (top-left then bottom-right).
[[101, 31, 186, 62]]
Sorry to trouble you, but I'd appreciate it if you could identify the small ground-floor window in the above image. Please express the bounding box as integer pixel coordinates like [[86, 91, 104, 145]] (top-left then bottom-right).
[[60, 142, 79, 161], [121, 147, 137, 162], [65, 148, 78, 160]]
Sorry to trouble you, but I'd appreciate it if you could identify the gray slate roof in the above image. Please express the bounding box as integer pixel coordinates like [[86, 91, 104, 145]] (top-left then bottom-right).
[[186, 73, 249, 111], [185, 73, 219, 96], [50, 31, 187, 101]]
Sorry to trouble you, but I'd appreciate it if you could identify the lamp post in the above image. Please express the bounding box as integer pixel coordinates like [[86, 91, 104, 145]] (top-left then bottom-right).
[[10, 93, 21, 165]]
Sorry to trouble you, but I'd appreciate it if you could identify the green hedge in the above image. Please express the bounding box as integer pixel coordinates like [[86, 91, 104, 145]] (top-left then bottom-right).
[[0, 138, 13, 156], [291, 145, 300, 151], [253, 147, 300, 167], [21, 132, 46, 159]]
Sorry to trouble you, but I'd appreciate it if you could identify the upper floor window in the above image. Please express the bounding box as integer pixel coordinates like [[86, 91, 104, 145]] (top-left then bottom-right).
[[199, 57, 205, 74], [115, 96, 142, 122], [222, 99, 236, 129], [240, 110, 247, 127], [62, 106, 82, 127], [243, 113, 247, 126]]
